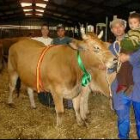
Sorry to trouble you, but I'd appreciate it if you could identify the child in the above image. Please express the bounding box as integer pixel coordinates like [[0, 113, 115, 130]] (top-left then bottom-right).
[[120, 13, 140, 52]]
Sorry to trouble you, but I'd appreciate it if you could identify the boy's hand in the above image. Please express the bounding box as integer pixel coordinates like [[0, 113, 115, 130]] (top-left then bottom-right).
[[119, 53, 130, 63]]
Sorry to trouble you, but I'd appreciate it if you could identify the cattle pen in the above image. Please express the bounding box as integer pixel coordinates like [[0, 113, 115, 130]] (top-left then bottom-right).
[[0, 68, 137, 139], [0, 0, 140, 139]]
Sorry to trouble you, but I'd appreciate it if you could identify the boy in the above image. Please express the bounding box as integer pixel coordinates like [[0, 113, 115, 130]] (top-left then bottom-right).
[[121, 13, 140, 52]]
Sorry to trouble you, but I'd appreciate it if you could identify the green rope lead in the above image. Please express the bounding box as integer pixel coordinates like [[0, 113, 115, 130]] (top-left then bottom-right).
[[77, 51, 92, 87]]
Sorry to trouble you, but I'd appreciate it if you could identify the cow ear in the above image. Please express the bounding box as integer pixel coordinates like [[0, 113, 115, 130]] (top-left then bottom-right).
[[69, 39, 86, 51]]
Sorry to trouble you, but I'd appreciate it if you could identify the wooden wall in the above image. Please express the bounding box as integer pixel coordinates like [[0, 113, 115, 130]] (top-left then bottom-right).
[[0, 18, 77, 38]]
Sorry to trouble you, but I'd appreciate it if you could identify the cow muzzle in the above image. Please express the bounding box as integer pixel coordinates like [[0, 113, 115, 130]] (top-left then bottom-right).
[[106, 57, 118, 69]]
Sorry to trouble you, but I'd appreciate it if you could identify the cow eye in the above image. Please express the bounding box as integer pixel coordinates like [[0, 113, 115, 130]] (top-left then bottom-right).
[[93, 46, 100, 52]]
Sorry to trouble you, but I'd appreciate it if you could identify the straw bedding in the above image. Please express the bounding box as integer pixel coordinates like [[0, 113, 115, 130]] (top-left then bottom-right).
[[0, 68, 137, 139]]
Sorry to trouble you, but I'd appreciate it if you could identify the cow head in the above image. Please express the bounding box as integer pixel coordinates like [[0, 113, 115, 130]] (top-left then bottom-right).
[[69, 29, 117, 69]]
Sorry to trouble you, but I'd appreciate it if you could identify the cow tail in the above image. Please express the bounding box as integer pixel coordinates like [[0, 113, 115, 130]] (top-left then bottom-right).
[[15, 77, 21, 97]]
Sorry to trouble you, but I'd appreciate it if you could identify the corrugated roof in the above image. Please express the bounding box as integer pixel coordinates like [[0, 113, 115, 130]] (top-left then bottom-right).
[[0, 0, 140, 24]]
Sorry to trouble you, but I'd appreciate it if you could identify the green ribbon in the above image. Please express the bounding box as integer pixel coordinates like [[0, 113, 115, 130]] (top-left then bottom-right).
[[77, 51, 92, 87]]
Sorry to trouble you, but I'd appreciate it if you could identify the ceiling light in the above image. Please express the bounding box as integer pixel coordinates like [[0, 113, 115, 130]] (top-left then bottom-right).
[[25, 13, 32, 16], [23, 9, 33, 12], [36, 3, 47, 8], [44, 0, 48, 1], [36, 13, 43, 16], [21, 2, 32, 7], [35, 9, 44, 13]]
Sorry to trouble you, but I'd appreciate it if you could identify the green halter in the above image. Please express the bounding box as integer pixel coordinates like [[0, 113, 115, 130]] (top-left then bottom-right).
[[77, 50, 92, 87]]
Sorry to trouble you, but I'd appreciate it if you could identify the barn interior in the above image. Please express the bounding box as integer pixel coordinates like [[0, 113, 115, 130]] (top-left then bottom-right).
[[0, 0, 139, 139], [0, 0, 140, 39]]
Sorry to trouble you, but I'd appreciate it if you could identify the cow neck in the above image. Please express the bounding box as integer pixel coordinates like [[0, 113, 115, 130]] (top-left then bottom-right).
[[77, 50, 91, 87]]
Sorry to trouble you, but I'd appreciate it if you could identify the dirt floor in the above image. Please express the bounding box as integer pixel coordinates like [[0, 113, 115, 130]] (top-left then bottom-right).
[[0, 68, 138, 139]]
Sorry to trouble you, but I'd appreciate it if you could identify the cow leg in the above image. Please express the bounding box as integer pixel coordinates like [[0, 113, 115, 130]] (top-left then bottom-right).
[[52, 93, 64, 126], [80, 96, 87, 121], [73, 95, 85, 126], [83, 91, 90, 116], [27, 87, 36, 109], [8, 72, 18, 104], [80, 87, 90, 122]]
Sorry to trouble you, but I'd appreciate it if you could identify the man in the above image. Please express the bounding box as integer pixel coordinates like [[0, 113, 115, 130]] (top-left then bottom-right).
[[32, 24, 54, 107], [52, 24, 72, 45], [32, 23, 52, 45], [52, 24, 73, 109], [109, 18, 140, 139]]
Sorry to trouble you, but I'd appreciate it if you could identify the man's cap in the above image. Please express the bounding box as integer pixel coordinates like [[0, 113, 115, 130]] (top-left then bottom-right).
[[57, 24, 65, 30], [110, 18, 127, 28]]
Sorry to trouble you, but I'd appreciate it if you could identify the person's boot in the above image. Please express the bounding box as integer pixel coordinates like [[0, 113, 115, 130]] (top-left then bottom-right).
[[47, 92, 55, 107], [38, 92, 54, 107], [67, 100, 73, 109]]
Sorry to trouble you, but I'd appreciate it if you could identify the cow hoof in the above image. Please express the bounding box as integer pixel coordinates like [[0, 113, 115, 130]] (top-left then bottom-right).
[[7, 103, 16, 108], [31, 106, 37, 109], [84, 121, 89, 128], [77, 120, 86, 127], [81, 121, 89, 127], [86, 111, 91, 116], [81, 116, 87, 122], [84, 118, 91, 124]]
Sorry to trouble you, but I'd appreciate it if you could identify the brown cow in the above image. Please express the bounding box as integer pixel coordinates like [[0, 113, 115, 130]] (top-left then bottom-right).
[[0, 43, 3, 71], [8, 31, 117, 126], [0, 37, 28, 71], [0, 37, 26, 57]]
